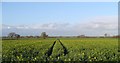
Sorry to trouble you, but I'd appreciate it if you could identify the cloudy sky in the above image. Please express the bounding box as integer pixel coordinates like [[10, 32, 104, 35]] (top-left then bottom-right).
[[2, 2, 118, 36]]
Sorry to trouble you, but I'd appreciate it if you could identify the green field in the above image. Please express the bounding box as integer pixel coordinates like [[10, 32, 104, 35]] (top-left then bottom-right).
[[2, 38, 120, 62]]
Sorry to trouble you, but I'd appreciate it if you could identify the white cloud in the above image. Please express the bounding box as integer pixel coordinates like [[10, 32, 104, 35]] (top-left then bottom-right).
[[73, 16, 118, 36], [2, 16, 118, 36], [7, 26, 11, 29], [2, 23, 70, 30]]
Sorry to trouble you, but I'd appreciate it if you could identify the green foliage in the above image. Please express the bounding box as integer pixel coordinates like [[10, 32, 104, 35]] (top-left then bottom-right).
[[41, 32, 47, 39], [2, 38, 119, 62]]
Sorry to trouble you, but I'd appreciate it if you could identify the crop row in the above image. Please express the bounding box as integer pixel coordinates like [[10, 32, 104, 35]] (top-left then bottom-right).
[[2, 39, 55, 61], [60, 38, 119, 61], [2, 38, 119, 62]]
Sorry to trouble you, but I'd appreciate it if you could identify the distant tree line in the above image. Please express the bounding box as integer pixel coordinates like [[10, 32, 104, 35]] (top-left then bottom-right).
[[2, 32, 120, 40], [2, 32, 49, 39]]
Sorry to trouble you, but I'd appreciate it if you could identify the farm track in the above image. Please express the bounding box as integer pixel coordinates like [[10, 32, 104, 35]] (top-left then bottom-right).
[[58, 39, 69, 56], [45, 39, 68, 57], [3, 39, 68, 61], [45, 41, 56, 57]]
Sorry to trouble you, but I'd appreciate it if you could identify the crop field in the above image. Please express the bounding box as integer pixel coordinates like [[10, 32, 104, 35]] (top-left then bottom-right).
[[2, 38, 120, 62]]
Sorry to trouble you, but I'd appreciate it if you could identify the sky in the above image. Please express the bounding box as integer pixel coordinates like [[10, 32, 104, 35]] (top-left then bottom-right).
[[1, 0, 119, 2], [2, 2, 118, 36]]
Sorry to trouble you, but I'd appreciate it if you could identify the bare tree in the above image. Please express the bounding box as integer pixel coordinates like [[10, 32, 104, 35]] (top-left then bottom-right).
[[8, 32, 16, 38], [8, 32, 20, 39]]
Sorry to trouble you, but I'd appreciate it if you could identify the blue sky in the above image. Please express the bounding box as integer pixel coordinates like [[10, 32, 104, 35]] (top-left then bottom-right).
[[3, 2, 117, 25], [1, 0, 119, 2], [2, 2, 118, 36]]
